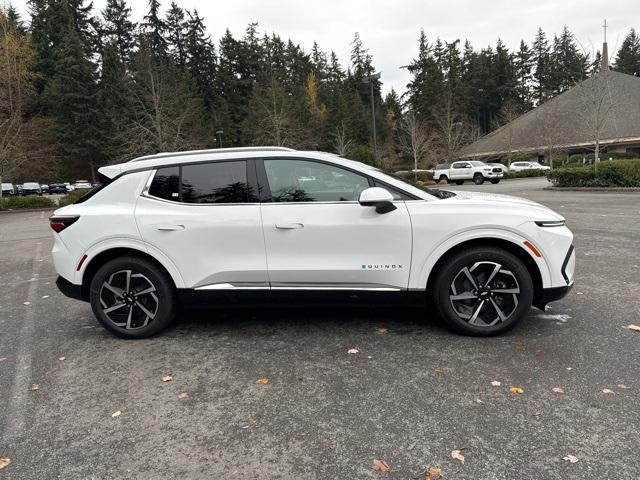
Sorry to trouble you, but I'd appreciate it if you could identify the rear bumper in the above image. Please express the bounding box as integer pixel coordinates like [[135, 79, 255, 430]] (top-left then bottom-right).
[[56, 276, 86, 302]]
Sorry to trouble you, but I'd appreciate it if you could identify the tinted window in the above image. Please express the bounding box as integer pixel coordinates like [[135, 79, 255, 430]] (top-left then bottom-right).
[[181, 161, 256, 204], [149, 166, 180, 201], [373, 180, 411, 200], [264, 159, 369, 202], [452, 163, 468, 169]]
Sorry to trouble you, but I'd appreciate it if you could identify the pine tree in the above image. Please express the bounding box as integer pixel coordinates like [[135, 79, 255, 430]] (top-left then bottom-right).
[[166, 2, 186, 68], [549, 26, 588, 93], [514, 40, 534, 109], [101, 0, 136, 61], [406, 30, 445, 121], [184, 9, 217, 111], [615, 28, 640, 76], [531, 28, 551, 103], [141, 0, 167, 56]]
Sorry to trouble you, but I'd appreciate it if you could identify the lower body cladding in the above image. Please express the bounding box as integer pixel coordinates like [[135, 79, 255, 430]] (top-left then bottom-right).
[[56, 276, 572, 311]]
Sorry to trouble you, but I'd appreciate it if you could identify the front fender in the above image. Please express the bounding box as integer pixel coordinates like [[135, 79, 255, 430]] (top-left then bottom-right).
[[410, 227, 552, 290]]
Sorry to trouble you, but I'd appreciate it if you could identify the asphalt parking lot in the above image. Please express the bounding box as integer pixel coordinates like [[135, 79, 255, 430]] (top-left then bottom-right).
[[1, 177, 639, 479]]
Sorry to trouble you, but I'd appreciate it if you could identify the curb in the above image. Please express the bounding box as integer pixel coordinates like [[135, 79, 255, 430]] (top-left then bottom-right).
[[0, 207, 57, 215], [543, 187, 640, 192]]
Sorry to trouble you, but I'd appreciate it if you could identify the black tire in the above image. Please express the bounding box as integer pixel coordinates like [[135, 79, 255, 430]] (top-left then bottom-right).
[[432, 247, 533, 336], [90, 256, 177, 339], [439, 175, 449, 184], [455, 180, 464, 185], [473, 174, 485, 185], [490, 179, 500, 184]]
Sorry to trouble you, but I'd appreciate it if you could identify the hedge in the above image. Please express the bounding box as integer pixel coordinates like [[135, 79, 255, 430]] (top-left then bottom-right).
[[58, 189, 88, 207], [0, 195, 55, 209], [503, 169, 548, 179], [547, 160, 640, 187]]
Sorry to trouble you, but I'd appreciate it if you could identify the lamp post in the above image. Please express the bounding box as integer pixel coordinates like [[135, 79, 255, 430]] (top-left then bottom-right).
[[362, 72, 381, 160]]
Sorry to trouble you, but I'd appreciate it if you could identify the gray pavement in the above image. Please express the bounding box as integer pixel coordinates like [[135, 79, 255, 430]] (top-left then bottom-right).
[[1, 179, 639, 479]]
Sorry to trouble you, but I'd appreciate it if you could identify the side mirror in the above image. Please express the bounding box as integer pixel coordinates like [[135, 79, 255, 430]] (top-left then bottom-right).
[[359, 187, 397, 214]]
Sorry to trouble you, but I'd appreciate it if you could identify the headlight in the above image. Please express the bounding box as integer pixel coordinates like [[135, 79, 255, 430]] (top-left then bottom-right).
[[535, 220, 566, 227]]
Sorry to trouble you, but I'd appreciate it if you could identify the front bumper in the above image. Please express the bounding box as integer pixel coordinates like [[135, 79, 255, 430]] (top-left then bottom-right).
[[56, 276, 86, 301], [534, 283, 573, 310]]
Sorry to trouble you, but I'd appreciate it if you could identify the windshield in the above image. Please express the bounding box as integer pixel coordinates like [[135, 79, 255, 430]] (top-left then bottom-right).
[[375, 170, 456, 200], [469, 161, 487, 167]]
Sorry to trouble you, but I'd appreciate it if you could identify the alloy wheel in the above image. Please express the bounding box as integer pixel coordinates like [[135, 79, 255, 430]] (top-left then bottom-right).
[[449, 261, 520, 327], [99, 270, 159, 330]]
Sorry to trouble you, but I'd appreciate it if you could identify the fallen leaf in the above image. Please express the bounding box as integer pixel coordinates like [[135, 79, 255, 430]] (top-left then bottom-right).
[[58, 357, 66, 362], [41, 295, 50, 299], [30, 384, 40, 391], [23, 301, 31, 305], [509, 386, 524, 394], [434, 368, 443, 376], [256, 378, 269, 385], [475, 398, 484, 404], [451, 449, 465, 464], [161, 375, 173, 382], [375, 327, 388, 334], [0, 458, 11, 470], [111, 410, 122, 418], [426, 466, 442, 479], [535, 347, 545, 356], [617, 384, 629, 389], [372, 459, 389, 472], [491, 380, 502, 387], [563, 454, 579, 463], [347, 348, 360, 354], [552, 387, 565, 394], [626, 324, 640, 332], [602, 388, 615, 395], [531, 411, 542, 417], [177, 392, 188, 399]]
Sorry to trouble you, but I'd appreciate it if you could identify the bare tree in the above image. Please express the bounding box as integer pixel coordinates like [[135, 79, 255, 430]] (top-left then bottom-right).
[[575, 72, 617, 164], [332, 122, 353, 156], [400, 110, 435, 180], [493, 99, 521, 166], [433, 92, 472, 163]]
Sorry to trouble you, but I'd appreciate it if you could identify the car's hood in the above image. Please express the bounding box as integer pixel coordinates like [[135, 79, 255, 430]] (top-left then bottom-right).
[[442, 190, 564, 220]]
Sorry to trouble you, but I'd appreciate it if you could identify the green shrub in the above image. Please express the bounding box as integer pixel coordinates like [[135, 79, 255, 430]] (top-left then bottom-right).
[[548, 160, 640, 187], [58, 189, 88, 207], [348, 145, 378, 167], [503, 169, 548, 179], [0, 195, 55, 209], [394, 171, 434, 182]]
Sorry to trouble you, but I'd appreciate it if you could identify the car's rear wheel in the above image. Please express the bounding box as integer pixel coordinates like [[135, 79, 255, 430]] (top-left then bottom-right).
[[455, 180, 464, 185], [439, 175, 449, 184], [90, 256, 177, 339], [490, 179, 500, 184], [433, 247, 533, 336], [473, 174, 485, 185]]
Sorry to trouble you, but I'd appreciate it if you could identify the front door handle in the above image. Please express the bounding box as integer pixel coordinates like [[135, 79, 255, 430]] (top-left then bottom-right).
[[275, 222, 304, 230], [156, 224, 185, 231]]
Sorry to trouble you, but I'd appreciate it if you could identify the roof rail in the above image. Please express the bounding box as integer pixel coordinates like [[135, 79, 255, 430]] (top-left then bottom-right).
[[129, 146, 295, 163]]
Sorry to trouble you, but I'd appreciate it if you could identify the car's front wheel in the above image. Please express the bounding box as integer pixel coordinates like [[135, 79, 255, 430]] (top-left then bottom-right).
[[89, 256, 177, 339], [473, 174, 485, 185], [433, 247, 533, 336]]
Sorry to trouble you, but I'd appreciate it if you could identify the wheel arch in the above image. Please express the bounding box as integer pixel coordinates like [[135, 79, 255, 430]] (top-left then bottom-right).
[[423, 236, 548, 303], [79, 246, 181, 300]]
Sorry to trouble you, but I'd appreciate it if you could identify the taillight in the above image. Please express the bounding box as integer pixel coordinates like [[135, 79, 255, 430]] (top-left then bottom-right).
[[49, 215, 79, 233]]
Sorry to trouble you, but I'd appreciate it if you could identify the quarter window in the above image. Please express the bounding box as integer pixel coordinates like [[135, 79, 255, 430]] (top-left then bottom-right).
[[149, 166, 180, 201], [264, 159, 369, 202]]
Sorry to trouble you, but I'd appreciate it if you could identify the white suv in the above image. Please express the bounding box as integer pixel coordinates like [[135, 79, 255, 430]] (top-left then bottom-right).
[[509, 161, 551, 171], [435, 161, 503, 185], [51, 147, 575, 338]]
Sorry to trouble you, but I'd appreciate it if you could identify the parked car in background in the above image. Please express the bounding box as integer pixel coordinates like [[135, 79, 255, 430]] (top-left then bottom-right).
[[51, 147, 574, 339], [49, 183, 68, 194], [509, 161, 551, 172], [21, 182, 43, 196], [1, 182, 16, 196], [487, 163, 509, 173], [41, 184, 50, 194], [73, 180, 92, 190], [434, 161, 503, 185], [64, 182, 75, 192]]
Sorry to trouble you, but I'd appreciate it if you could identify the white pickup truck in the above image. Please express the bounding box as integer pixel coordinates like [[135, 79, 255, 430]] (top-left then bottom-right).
[[434, 161, 504, 185]]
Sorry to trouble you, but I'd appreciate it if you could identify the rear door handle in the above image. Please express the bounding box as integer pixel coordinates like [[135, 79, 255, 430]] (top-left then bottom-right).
[[156, 224, 185, 231], [275, 222, 304, 230]]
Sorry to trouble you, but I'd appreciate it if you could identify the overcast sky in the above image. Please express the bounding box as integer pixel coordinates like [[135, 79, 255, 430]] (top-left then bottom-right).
[[12, 0, 640, 95]]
